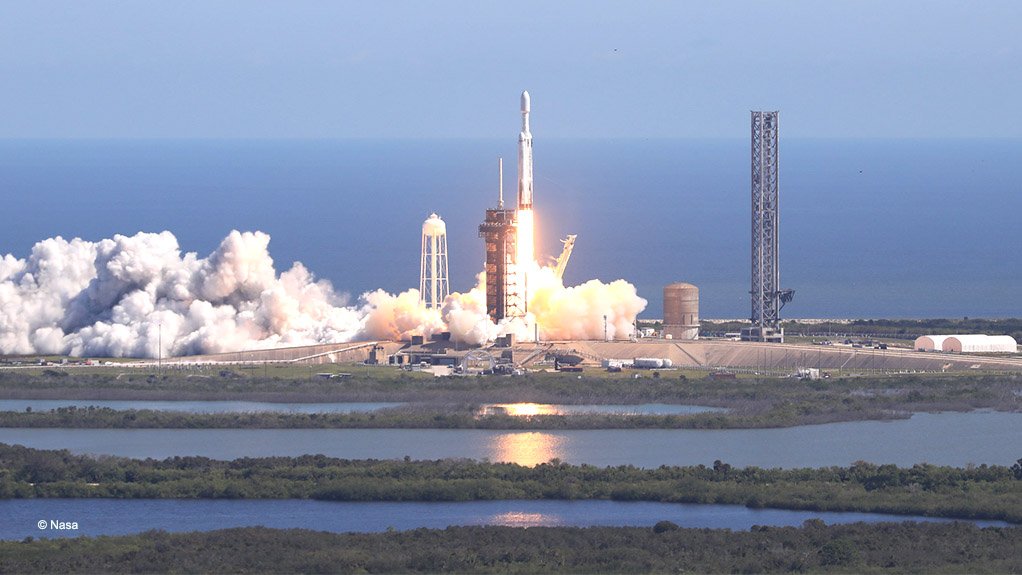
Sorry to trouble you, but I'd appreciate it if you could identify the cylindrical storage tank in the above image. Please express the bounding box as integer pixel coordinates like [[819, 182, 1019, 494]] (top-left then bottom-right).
[[663, 282, 699, 340], [633, 357, 665, 369]]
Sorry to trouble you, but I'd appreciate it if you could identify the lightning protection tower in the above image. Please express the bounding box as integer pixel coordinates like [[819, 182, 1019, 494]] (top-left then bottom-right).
[[744, 111, 793, 343], [420, 213, 450, 309]]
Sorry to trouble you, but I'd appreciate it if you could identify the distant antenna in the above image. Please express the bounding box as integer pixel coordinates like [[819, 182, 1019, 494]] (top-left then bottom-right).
[[420, 213, 450, 309], [498, 158, 504, 209]]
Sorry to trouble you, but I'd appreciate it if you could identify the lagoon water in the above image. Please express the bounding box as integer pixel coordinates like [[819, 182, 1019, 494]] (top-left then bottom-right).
[[2, 411, 1019, 468], [0, 499, 1007, 540], [1, 138, 1019, 318]]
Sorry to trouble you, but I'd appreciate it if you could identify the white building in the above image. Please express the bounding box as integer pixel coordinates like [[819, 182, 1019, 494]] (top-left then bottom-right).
[[915, 334, 1017, 353], [913, 335, 957, 351], [942, 335, 1017, 353]]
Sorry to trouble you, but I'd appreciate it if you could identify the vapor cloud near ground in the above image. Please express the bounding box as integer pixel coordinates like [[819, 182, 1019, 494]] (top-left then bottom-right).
[[0, 230, 645, 358]]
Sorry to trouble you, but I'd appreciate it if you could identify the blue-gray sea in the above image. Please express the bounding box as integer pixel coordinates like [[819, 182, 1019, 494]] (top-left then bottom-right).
[[1, 138, 1018, 318]]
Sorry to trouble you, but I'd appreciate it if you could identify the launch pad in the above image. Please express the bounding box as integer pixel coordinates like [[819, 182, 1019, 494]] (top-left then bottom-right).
[[158, 338, 1022, 375], [477, 91, 544, 328]]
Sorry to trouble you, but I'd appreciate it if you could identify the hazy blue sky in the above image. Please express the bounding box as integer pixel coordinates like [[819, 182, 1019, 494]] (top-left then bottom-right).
[[1, 1, 1019, 138]]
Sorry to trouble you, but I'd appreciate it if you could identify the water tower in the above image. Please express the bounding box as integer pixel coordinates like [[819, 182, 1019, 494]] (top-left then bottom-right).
[[419, 213, 450, 309]]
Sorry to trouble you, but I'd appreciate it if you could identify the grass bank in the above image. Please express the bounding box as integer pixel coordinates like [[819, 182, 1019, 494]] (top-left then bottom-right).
[[1, 369, 1019, 428], [0, 404, 909, 429]]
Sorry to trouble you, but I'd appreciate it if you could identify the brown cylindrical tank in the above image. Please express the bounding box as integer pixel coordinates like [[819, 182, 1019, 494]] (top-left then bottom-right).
[[663, 282, 699, 340]]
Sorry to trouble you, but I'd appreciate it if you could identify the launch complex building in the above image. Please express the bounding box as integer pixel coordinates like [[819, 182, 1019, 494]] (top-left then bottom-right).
[[152, 92, 1022, 376]]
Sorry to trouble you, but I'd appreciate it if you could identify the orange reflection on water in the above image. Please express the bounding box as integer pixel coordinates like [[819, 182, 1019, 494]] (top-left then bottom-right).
[[480, 403, 563, 417], [489, 432, 565, 467], [489, 511, 561, 527]]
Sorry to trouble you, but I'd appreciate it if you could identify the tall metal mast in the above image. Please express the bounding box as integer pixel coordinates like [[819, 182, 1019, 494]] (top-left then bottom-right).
[[747, 111, 791, 342]]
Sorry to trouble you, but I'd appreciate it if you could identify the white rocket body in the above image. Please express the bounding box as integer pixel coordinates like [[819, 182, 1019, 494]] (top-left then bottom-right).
[[517, 91, 533, 210]]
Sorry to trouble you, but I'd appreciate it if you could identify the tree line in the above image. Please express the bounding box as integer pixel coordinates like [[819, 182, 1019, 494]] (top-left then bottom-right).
[[2, 444, 1021, 523], [703, 318, 1022, 341], [4, 523, 1021, 573]]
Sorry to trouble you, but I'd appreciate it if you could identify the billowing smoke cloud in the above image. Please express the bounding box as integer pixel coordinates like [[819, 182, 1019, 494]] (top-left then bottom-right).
[[0, 230, 645, 358], [527, 265, 646, 341]]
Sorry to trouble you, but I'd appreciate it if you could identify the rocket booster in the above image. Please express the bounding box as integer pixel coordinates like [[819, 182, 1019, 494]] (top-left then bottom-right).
[[517, 91, 533, 210]]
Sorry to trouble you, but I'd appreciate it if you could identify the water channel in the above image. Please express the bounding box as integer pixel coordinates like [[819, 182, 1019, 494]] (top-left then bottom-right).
[[2, 411, 1018, 468], [0, 499, 1008, 540]]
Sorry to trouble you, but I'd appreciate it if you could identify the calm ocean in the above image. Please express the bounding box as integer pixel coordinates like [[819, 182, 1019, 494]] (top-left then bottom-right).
[[0, 138, 1018, 319]]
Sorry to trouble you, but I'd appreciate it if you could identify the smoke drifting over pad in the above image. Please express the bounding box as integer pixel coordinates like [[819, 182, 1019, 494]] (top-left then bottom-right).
[[0, 230, 646, 358]]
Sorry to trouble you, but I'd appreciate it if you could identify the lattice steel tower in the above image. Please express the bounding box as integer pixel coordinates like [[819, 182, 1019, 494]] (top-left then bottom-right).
[[746, 111, 793, 342]]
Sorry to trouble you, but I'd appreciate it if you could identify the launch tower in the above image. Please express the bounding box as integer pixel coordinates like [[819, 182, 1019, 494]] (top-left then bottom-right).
[[479, 91, 540, 325], [479, 159, 522, 322], [479, 208, 520, 322], [744, 111, 793, 342]]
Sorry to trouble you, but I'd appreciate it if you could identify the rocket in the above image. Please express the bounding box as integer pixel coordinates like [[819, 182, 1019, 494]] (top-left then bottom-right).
[[517, 91, 533, 210]]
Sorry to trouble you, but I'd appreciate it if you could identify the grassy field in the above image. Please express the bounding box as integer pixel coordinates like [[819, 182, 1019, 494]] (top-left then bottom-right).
[[0, 366, 1019, 428], [0, 405, 906, 430], [0, 361, 422, 380]]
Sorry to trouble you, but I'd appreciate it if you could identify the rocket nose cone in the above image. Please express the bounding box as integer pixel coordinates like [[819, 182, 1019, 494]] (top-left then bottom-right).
[[521, 91, 530, 113]]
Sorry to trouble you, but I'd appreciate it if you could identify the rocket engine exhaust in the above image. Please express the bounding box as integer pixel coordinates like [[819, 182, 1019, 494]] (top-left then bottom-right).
[[0, 90, 647, 359]]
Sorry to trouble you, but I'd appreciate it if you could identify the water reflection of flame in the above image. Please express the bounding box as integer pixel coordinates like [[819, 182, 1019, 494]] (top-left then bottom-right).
[[490, 432, 565, 467], [485, 403, 562, 417], [489, 511, 562, 527]]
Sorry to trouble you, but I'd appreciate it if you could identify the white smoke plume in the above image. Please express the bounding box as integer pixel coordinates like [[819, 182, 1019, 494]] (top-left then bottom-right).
[[527, 265, 647, 341], [0, 230, 646, 358]]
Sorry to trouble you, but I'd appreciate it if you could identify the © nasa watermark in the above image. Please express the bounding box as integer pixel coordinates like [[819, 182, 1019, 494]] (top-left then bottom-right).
[[37, 519, 79, 531]]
